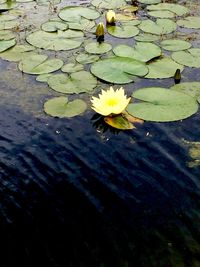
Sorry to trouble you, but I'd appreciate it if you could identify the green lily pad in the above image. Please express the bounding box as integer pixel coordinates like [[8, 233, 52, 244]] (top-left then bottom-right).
[[0, 1, 18, 11], [44, 97, 87, 118], [113, 42, 161, 62], [36, 73, 53, 83], [76, 53, 99, 64], [59, 6, 100, 22], [171, 49, 200, 68], [177, 16, 200, 29], [0, 14, 17, 21], [36, 0, 60, 5], [127, 87, 198, 122], [138, 19, 176, 35], [0, 20, 19, 30], [61, 63, 84, 73], [85, 42, 112, 54], [91, 0, 126, 9], [138, 0, 161, 4], [41, 21, 68, 32], [18, 54, 63, 74], [0, 44, 35, 61], [170, 82, 200, 103], [47, 71, 97, 94], [147, 10, 175, 18], [0, 30, 16, 40], [0, 38, 15, 52], [147, 3, 189, 16], [146, 57, 184, 79], [91, 56, 148, 84], [160, 39, 191, 51], [26, 30, 83, 51], [67, 18, 95, 31], [135, 33, 160, 42], [107, 24, 139, 38]]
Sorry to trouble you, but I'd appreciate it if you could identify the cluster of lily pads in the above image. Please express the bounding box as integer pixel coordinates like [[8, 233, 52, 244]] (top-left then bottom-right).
[[0, 0, 200, 123]]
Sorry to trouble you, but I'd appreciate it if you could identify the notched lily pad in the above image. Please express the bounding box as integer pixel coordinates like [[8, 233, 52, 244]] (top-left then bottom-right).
[[76, 53, 99, 64], [47, 71, 97, 94], [85, 42, 112, 54], [44, 97, 87, 118], [177, 16, 200, 29], [0, 44, 35, 61], [107, 24, 139, 38], [91, 56, 148, 84], [127, 87, 198, 122], [138, 19, 176, 35], [59, 6, 100, 22], [18, 54, 63, 74], [61, 63, 84, 73], [92, 0, 126, 9], [160, 39, 191, 51], [0, 38, 16, 52], [41, 20, 68, 32], [170, 82, 200, 103], [171, 49, 200, 68], [147, 3, 189, 16]]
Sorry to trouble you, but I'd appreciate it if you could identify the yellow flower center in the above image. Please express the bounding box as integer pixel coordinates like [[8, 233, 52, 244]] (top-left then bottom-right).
[[106, 98, 119, 106]]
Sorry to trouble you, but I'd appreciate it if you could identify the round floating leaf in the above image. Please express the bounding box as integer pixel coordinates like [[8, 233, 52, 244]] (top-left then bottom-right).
[[18, 54, 63, 74], [0, 30, 16, 40], [104, 115, 134, 130], [26, 30, 83, 51], [0, 20, 19, 30], [61, 63, 84, 73], [92, 0, 126, 9], [127, 87, 198, 122], [85, 42, 112, 54], [0, 44, 35, 61], [0, 1, 18, 11], [146, 57, 184, 79], [160, 39, 191, 51], [0, 14, 17, 21], [177, 17, 200, 29], [138, 0, 161, 4], [113, 42, 161, 62], [67, 18, 95, 31], [44, 97, 87, 118], [147, 3, 189, 16], [59, 6, 100, 22], [107, 24, 139, 38], [138, 19, 176, 35], [0, 38, 15, 52], [41, 21, 68, 32], [36, 0, 60, 5], [147, 10, 175, 18], [170, 82, 200, 103], [36, 73, 53, 83], [135, 33, 160, 42], [76, 53, 99, 64], [91, 56, 148, 84], [171, 49, 200, 68], [48, 71, 97, 94]]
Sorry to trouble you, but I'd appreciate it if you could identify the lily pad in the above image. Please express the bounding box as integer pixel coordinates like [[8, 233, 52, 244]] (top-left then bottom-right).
[[0, 38, 15, 52], [76, 53, 99, 64], [91, 0, 126, 9], [91, 56, 148, 84], [104, 115, 134, 130], [44, 97, 87, 118], [47, 71, 97, 94], [85, 42, 112, 54], [26, 30, 84, 51], [107, 24, 139, 38], [67, 18, 95, 31], [146, 57, 184, 79], [61, 63, 84, 73], [0, 20, 19, 30], [170, 82, 200, 103], [41, 21, 68, 32], [177, 17, 200, 29], [138, 19, 176, 35], [147, 10, 175, 18], [171, 49, 200, 68], [147, 3, 189, 16], [135, 33, 160, 42], [0, 30, 16, 40], [126, 87, 198, 122], [18, 54, 63, 74], [0, 1, 18, 11], [0, 44, 35, 61], [36, 73, 53, 83], [138, 0, 161, 4], [160, 39, 191, 51], [59, 6, 100, 22], [113, 42, 161, 62], [0, 14, 17, 21]]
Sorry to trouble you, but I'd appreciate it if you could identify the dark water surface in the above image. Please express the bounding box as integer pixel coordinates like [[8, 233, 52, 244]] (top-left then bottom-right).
[[0, 0, 200, 267]]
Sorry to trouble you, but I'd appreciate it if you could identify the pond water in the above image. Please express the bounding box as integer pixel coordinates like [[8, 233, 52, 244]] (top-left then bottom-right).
[[0, 0, 200, 266]]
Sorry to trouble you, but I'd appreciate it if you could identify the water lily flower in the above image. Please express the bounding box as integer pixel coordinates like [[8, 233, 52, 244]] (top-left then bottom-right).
[[106, 10, 116, 24], [96, 22, 105, 38], [91, 87, 131, 116]]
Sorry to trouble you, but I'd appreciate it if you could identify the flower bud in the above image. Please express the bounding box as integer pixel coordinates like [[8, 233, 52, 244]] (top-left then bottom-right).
[[96, 22, 105, 37], [106, 10, 116, 24]]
